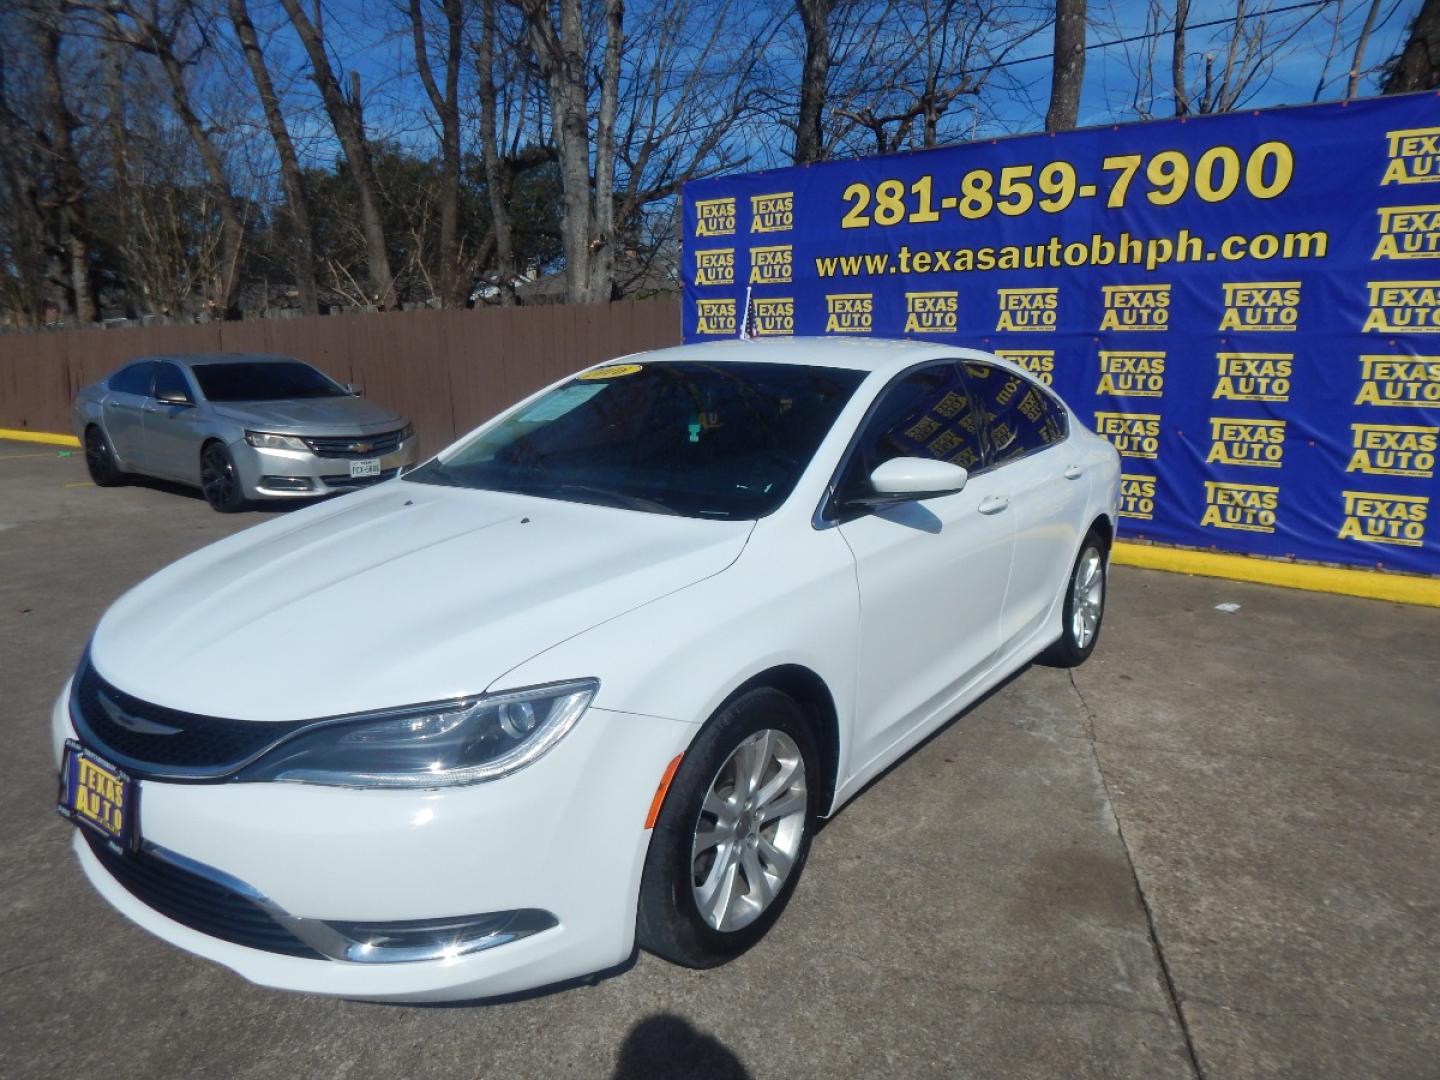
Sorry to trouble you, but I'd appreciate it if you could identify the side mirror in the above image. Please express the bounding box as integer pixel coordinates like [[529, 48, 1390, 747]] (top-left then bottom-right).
[[851, 457, 968, 506], [346, 383, 364, 397], [156, 389, 193, 407]]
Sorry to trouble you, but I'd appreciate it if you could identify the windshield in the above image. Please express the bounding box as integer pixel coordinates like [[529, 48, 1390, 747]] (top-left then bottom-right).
[[192, 361, 348, 402], [405, 360, 866, 519]]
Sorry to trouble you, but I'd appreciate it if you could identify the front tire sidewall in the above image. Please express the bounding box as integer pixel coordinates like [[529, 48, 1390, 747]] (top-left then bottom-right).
[[201, 443, 247, 513], [638, 688, 820, 969]]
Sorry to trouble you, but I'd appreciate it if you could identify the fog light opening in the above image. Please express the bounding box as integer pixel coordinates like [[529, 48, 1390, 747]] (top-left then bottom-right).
[[322, 908, 558, 964], [259, 475, 315, 492]]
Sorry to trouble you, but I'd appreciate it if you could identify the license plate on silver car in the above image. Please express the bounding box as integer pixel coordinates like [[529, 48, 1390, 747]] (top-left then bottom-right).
[[350, 458, 381, 479]]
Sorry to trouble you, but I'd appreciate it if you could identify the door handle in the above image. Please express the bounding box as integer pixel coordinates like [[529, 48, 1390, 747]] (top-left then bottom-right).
[[1063, 465, 1084, 480], [978, 495, 1010, 515]]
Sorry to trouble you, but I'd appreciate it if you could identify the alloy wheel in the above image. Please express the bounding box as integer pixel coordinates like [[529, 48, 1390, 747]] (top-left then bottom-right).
[[1071, 546, 1104, 649], [690, 728, 808, 933], [201, 444, 239, 510]]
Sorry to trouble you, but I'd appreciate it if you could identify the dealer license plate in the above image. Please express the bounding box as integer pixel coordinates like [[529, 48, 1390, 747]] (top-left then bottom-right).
[[350, 458, 381, 479], [57, 740, 137, 851]]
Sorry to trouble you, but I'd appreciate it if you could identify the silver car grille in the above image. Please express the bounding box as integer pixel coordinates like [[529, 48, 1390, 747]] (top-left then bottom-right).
[[303, 429, 405, 458]]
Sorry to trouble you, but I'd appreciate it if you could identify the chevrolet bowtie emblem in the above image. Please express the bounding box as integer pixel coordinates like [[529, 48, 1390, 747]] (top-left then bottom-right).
[[350, 441, 372, 454]]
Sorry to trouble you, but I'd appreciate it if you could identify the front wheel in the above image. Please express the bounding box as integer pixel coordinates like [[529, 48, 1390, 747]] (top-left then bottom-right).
[[637, 688, 819, 968], [1041, 531, 1108, 668], [200, 442, 247, 513]]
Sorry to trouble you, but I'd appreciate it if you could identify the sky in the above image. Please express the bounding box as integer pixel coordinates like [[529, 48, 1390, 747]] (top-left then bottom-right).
[[234, 0, 1424, 173]]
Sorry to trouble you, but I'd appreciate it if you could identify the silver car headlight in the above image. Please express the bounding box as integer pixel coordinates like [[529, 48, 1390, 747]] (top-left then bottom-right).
[[245, 430, 308, 451], [238, 679, 598, 788]]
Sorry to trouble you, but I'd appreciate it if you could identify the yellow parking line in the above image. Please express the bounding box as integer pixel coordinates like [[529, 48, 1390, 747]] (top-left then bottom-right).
[[0, 428, 81, 448], [64, 481, 94, 488]]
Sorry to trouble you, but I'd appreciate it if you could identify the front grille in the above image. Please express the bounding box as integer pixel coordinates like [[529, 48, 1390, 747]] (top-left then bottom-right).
[[71, 658, 307, 777], [319, 467, 399, 489], [304, 430, 405, 459], [84, 832, 323, 959]]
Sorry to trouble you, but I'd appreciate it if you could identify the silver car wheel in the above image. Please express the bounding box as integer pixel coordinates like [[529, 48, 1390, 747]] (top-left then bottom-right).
[[1071, 546, 1105, 649], [690, 728, 808, 933]]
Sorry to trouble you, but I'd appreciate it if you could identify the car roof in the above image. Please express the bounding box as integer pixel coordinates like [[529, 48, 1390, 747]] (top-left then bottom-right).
[[129, 353, 304, 368], [608, 337, 1009, 377]]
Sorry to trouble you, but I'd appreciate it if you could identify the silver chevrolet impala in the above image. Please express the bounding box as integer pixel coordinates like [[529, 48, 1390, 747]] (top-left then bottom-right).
[[72, 353, 418, 512]]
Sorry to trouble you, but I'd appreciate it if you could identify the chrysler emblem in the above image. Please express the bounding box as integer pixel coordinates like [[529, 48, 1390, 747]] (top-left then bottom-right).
[[98, 690, 183, 736]]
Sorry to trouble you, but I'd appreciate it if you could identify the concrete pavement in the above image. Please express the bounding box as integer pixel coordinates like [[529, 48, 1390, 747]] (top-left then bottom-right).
[[1, 440, 1436, 1078]]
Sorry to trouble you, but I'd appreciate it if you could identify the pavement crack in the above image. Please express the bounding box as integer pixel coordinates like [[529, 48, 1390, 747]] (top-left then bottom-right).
[[1082, 736, 1440, 783], [1069, 669, 1206, 1080]]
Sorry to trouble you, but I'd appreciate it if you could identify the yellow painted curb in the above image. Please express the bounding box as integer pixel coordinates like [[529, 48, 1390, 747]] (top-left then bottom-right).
[[0, 428, 80, 448], [1113, 541, 1440, 608]]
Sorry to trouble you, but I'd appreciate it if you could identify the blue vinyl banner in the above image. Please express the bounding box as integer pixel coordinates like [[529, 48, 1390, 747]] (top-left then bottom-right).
[[681, 94, 1440, 576]]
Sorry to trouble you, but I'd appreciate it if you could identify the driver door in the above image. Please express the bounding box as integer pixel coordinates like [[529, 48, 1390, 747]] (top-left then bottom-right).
[[834, 362, 1016, 774]]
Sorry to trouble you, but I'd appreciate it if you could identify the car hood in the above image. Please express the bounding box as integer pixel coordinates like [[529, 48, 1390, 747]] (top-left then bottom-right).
[[209, 396, 404, 433], [90, 483, 754, 721]]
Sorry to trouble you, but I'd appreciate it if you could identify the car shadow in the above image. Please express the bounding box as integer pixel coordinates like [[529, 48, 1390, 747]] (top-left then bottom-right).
[[118, 473, 326, 515]]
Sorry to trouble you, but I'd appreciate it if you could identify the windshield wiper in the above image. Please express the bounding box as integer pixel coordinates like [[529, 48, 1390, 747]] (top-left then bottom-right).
[[552, 484, 680, 516]]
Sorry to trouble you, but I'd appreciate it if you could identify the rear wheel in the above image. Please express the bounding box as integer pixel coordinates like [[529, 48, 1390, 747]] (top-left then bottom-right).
[[637, 688, 819, 968], [83, 425, 123, 487], [200, 442, 247, 513], [1041, 530, 1108, 668]]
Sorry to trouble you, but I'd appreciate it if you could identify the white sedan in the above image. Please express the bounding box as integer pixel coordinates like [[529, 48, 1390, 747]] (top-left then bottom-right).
[[53, 338, 1120, 1002]]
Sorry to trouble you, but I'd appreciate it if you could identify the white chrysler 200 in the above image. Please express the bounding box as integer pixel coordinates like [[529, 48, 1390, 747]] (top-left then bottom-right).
[[54, 338, 1120, 1002]]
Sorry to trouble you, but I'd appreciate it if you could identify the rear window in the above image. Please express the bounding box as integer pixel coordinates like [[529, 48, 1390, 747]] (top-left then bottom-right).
[[192, 361, 346, 402]]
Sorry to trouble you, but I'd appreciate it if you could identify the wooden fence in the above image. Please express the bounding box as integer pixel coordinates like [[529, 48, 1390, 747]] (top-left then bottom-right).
[[0, 299, 681, 457]]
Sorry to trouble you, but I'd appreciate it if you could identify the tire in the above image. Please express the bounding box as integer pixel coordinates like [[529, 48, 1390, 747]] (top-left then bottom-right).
[[83, 425, 124, 487], [1040, 530, 1108, 668], [637, 688, 820, 968], [200, 441, 247, 513]]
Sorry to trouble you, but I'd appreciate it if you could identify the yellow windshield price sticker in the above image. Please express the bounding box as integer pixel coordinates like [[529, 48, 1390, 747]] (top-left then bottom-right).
[[577, 363, 643, 381]]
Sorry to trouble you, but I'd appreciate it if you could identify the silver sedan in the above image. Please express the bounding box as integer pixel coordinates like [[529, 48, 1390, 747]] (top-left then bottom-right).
[[72, 353, 418, 512]]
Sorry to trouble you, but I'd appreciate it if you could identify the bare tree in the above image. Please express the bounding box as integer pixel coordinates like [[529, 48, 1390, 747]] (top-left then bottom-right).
[[408, 0, 465, 306], [88, 0, 248, 318], [476, 0, 518, 304], [793, 0, 835, 162], [515, 0, 624, 303], [277, 0, 395, 308], [28, 3, 98, 322], [1045, 0, 1086, 131], [1384, 0, 1440, 92], [228, 0, 317, 315]]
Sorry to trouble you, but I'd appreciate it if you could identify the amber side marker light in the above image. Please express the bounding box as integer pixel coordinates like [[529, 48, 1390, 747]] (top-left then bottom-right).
[[643, 754, 684, 829]]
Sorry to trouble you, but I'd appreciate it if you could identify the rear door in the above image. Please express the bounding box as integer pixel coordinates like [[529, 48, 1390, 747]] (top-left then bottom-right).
[[102, 361, 157, 468], [958, 360, 1086, 653], [834, 362, 1016, 773], [143, 362, 203, 482]]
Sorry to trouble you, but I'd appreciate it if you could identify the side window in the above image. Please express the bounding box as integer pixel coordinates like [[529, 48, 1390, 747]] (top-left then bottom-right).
[[108, 361, 157, 396], [840, 364, 985, 499], [152, 362, 192, 402], [961, 361, 1068, 466]]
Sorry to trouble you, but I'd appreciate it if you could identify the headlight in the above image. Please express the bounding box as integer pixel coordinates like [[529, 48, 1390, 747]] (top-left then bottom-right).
[[399, 422, 415, 441], [245, 430, 308, 451], [237, 679, 598, 788]]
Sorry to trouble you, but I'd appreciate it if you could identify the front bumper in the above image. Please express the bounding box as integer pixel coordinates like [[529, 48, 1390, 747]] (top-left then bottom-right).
[[53, 683, 691, 1002], [231, 435, 419, 499]]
